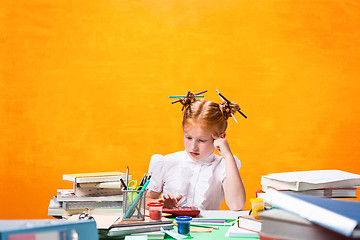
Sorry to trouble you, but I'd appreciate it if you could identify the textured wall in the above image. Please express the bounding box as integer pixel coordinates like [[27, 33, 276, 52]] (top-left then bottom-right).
[[1, 0, 360, 218]]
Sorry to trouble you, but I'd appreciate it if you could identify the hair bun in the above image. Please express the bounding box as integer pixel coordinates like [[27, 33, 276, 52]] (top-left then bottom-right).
[[180, 92, 196, 110], [219, 101, 240, 120]]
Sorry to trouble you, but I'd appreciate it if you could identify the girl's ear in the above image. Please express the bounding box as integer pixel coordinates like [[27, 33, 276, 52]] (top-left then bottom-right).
[[219, 132, 226, 138]]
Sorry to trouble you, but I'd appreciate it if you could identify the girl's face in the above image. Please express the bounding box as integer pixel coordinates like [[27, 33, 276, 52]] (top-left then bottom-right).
[[183, 123, 215, 161]]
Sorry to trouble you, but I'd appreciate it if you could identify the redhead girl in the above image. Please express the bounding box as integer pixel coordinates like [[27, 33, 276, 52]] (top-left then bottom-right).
[[145, 92, 246, 210]]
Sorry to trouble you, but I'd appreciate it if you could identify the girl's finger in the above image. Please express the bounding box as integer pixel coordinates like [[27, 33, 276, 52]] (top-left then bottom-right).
[[168, 193, 174, 199]]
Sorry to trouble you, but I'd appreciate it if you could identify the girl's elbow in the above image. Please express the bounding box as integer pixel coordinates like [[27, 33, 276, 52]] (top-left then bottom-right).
[[227, 196, 246, 211], [229, 201, 245, 211]]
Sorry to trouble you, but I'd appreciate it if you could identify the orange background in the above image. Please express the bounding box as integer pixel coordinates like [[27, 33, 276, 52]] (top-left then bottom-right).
[[1, 0, 360, 219]]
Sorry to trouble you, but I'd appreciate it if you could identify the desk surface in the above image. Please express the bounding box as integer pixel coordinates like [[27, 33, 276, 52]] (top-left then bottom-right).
[[197, 210, 249, 219], [99, 210, 259, 240], [170, 210, 258, 240]]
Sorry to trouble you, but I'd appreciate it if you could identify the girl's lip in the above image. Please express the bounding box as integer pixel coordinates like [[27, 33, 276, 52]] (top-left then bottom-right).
[[190, 152, 200, 156]]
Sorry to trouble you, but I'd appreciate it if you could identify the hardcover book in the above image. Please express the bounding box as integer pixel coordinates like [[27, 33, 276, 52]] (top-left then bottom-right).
[[264, 188, 360, 238], [261, 170, 360, 191], [63, 171, 128, 183]]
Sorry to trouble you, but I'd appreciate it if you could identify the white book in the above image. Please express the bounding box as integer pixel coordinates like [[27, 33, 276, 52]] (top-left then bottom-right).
[[48, 197, 123, 217], [74, 183, 123, 197], [63, 171, 128, 184], [224, 224, 259, 238], [61, 200, 122, 210], [57, 189, 123, 202], [237, 215, 262, 232], [261, 170, 360, 191], [272, 187, 357, 198]]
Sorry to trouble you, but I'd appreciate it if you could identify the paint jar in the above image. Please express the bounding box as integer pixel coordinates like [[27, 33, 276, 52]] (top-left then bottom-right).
[[175, 216, 192, 235], [250, 198, 264, 217], [147, 202, 163, 221]]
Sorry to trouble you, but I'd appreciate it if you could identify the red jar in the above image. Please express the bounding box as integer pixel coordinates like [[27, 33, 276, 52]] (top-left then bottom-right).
[[147, 202, 163, 221]]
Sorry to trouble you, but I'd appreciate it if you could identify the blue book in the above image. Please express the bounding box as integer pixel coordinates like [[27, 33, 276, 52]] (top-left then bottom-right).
[[264, 188, 360, 238], [0, 219, 98, 240]]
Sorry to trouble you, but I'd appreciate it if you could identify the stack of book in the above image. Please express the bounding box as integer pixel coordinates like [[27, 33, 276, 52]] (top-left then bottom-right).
[[260, 170, 360, 199], [98, 217, 174, 239], [260, 188, 360, 240], [48, 171, 130, 218]]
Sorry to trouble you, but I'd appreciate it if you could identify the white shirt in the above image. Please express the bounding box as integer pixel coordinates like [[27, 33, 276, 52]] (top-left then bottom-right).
[[147, 151, 241, 210]]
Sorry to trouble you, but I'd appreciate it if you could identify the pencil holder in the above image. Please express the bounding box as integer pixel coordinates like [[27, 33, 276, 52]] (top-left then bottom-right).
[[123, 190, 146, 220]]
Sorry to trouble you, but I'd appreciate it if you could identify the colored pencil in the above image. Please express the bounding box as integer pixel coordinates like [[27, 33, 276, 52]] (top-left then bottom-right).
[[169, 95, 204, 98], [216, 89, 247, 119]]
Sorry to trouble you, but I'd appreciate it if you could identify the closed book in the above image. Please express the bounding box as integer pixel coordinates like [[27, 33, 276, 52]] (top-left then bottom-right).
[[57, 189, 123, 202], [107, 217, 174, 237], [271, 187, 357, 198], [238, 215, 262, 232], [224, 223, 259, 238], [261, 170, 360, 191], [63, 171, 128, 184], [61, 199, 122, 209], [74, 183, 123, 197], [48, 197, 123, 217], [259, 209, 358, 240], [264, 188, 360, 238]]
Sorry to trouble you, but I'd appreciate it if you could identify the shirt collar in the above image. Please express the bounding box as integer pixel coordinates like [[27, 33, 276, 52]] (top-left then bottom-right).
[[183, 151, 215, 165], [201, 152, 215, 164]]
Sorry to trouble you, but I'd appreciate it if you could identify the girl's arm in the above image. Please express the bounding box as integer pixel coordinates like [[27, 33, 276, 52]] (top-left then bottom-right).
[[213, 135, 246, 210], [145, 190, 161, 208]]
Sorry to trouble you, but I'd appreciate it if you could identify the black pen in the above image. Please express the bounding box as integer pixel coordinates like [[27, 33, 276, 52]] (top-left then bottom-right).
[[139, 173, 147, 187], [146, 173, 152, 181], [120, 178, 127, 190]]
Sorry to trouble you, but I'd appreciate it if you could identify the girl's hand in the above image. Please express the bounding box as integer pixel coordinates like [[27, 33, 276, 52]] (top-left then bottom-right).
[[212, 134, 232, 158], [159, 193, 182, 208]]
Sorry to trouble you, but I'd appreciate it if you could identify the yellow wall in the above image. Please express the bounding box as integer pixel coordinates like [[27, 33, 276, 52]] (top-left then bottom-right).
[[1, 0, 360, 219]]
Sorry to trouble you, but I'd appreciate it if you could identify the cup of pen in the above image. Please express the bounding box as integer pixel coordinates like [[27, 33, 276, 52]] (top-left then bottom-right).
[[175, 216, 192, 235], [123, 189, 146, 220]]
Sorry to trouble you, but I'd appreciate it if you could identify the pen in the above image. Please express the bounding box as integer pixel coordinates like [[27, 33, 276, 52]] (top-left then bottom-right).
[[169, 95, 204, 98], [230, 218, 240, 226], [139, 173, 147, 187], [120, 178, 127, 190], [146, 173, 152, 182], [125, 166, 129, 187]]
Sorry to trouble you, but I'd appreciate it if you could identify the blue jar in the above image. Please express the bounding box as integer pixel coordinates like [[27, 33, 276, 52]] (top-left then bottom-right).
[[175, 216, 192, 235]]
